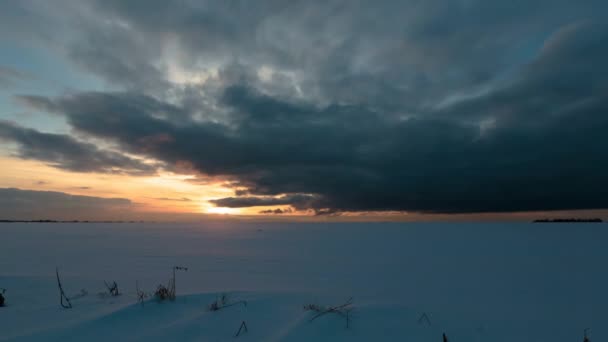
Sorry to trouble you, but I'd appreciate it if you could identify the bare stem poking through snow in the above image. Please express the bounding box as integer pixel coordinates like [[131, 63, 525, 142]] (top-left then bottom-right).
[[170, 266, 188, 300], [234, 321, 248, 337], [583, 328, 591, 342], [135, 281, 149, 307], [55, 268, 72, 309]]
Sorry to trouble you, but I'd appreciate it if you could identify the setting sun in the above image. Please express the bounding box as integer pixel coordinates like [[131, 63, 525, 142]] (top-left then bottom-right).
[[205, 206, 240, 215]]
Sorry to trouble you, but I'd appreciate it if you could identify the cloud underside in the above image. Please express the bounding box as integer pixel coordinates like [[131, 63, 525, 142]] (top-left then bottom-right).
[[0, 188, 131, 220], [0, 121, 158, 175], [3, 1, 608, 214]]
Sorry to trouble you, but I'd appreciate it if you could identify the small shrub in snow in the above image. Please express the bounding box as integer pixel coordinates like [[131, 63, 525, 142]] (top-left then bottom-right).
[[153, 266, 188, 302], [154, 284, 172, 301]]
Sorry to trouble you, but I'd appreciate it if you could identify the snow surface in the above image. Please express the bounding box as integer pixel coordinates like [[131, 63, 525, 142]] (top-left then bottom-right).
[[0, 222, 606, 341]]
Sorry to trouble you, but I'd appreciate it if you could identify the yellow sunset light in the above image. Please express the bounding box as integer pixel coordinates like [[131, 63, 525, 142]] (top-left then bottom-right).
[[205, 206, 240, 215]]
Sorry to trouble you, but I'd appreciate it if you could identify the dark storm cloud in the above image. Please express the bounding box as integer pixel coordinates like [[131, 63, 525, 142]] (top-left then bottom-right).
[[0, 121, 158, 175], [6, 1, 608, 213], [5, 0, 601, 104], [68, 25, 169, 92], [0, 188, 131, 220], [210, 194, 317, 209], [69, 0, 606, 109], [433, 22, 608, 124]]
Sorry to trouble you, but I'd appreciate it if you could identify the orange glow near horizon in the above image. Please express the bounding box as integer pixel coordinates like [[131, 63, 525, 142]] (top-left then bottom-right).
[[3, 155, 608, 222], [0, 155, 299, 218]]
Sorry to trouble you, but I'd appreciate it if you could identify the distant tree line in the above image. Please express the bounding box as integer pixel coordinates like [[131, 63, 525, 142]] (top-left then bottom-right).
[[533, 218, 603, 223], [0, 219, 145, 223]]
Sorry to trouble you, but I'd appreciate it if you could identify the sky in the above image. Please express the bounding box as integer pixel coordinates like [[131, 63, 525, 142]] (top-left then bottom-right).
[[0, 0, 607, 221]]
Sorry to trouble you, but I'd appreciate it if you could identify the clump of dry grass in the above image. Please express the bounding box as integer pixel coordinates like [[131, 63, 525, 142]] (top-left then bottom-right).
[[154, 284, 172, 301], [153, 266, 188, 302]]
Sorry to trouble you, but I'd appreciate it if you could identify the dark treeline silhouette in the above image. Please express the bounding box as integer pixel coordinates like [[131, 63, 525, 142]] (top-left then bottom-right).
[[0, 219, 145, 223], [533, 218, 603, 223]]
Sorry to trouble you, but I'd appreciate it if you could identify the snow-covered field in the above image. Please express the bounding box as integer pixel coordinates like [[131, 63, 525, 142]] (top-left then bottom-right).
[[0, 222, 606, 341]]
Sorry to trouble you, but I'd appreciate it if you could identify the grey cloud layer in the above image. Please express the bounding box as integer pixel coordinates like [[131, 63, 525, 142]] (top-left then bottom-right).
[[0, 188, 131, 220], [0, 121, 158, 175], [0, 66, 29, 88], [4, 0, 608, 213]]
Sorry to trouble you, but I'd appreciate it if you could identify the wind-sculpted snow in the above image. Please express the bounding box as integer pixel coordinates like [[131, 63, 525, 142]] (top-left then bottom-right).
[[3, 292, 478, 342], [1, 222, 606, 341]]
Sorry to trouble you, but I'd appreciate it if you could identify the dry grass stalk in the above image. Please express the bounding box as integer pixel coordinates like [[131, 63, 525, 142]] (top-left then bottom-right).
[[208, 293, 247, 312], [304, 297, 354, 328]]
